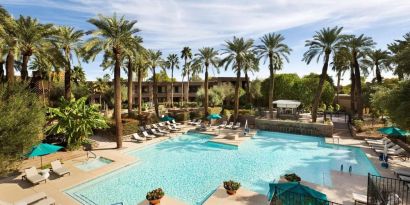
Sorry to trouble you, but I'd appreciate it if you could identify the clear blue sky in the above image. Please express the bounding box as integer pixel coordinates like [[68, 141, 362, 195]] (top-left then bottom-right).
[[3, 0, 410, 85]]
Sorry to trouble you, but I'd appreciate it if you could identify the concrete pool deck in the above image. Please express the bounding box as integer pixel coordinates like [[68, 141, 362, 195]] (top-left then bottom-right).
[[0, 120, 408, 205]]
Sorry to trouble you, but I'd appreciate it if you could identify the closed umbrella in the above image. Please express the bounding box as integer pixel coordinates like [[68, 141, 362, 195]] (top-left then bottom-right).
[[27, 143, 63, 168]]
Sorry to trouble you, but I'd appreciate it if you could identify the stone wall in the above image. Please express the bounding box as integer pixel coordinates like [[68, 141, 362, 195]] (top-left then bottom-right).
[[255, 119, 333, 137]]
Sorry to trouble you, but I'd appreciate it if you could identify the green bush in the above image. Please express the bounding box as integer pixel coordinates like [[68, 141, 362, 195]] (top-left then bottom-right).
[[190, 110, 204, 119], [208, 107, 222, 115], [0, 84, 46, 176], [284, 173, 301, 182], [174, 112, 190, 122], [122, 118, 139, 135], [146, 188, 164, 201], [353, 119, 365, 132], [222, 109, 232, 121], [223, 180, 241, 191]]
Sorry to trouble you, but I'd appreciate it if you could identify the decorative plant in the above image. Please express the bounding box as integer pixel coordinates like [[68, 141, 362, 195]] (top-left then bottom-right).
[[284, 173, 301, 182], [146, 188, 165, 200], [223, 180, 241, 191]]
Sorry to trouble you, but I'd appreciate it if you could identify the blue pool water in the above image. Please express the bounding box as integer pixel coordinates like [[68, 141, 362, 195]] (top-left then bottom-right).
[[74, 157, 113, 171], [66, 131, 379, 205]]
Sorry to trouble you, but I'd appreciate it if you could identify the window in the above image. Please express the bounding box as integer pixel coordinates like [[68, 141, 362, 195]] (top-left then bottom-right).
[[174, 86, 180, 93], [189, 86, 199, 93], [158, 86, 166, 93], [142, 86, 148, 93]]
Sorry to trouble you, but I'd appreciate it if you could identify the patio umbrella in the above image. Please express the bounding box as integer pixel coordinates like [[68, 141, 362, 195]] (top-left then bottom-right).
[[268, 182, 327, 203], [207, 114, 222, 120], [27, 143, 63, 168], [160, 115, 175, 122], [378, 126, 409, 137]]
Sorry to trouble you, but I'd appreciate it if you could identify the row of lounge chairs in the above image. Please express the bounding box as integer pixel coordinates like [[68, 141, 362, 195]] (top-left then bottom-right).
[[365, 137, 406, 156], [219, 121, 241, 129], [23, 160, 70, 185], [130, 121, 183, 142]]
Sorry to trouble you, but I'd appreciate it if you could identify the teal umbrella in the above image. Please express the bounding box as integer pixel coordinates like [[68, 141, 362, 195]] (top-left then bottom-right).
[[378, 126, 409, 137], [160, 115, 175, 122], [207, 114, 222, 120], [27, 143, 63, 167], [268, 182, 327, 204]]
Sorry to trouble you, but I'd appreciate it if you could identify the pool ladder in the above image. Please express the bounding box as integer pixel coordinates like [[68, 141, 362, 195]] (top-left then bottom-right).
[[87, 151, 97, 159]]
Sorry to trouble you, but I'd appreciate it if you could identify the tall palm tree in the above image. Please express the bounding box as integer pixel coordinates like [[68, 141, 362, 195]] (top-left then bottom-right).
[[302, 26, 343, 122], [341, 34, 375, 119], [83, 14, 140, 149], [220, 37, 254, 122], [29, 56, 53, 105], [193, 47, 219, 116], [52, 26, 84, 99], [71, 66, 86, 85], [0, 9, 18, 84], [181, 46, 192, 103], [256, 33, 291, 118], [388, 33, 410, 80], [93, 77, 109, 108], [165, 53, 179, 107], [16, 16, 55, 81], [332, 48, 351, 104], [362, 49, 390, 84], [135, 53, 149, 115], [243, 51, 259, 104], [147, 49, 164, 117]]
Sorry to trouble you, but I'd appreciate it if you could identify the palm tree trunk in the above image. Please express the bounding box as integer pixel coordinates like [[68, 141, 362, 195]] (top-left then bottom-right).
[[353, 53, 363, 119], [64, 49, 72, 100], [114, 51, 123, 149], [336, 70, 341, 104], [137, 67, 142, 115], [245, 71, 251, 104], [268, 54, 274, 119], [186, 67, 190, 103], [0, 62, 4, 83], [41, 79, 46, 106], [6, 50, 15, 84], [21, 54, 30, 81], [375, 63, 382, 84], [350, 66, 356, 114], [397, 70, 404, 81], [311, 52, 330, 123], [204, 64, 209, 116], [127, 59, 133, 114], [234, 63, 241, 123], [181, 75, 184, 107], [153, 67, 159, 117], [171, 67, 174, 108]]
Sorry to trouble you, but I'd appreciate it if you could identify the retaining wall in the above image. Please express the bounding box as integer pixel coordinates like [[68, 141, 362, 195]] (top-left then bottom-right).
[[255, 119, 333, 137]]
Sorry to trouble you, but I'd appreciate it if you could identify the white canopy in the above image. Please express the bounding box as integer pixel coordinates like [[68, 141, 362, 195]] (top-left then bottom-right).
[[272, 100, 301, 108]]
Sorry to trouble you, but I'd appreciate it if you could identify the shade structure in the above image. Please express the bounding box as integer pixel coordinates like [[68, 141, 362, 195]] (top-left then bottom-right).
[[378, 126, 409, 137], [207, 114, 222, 120], [160, 115, 175, 122], [27, 143, 63, 167], [268, 182, 327, 203]]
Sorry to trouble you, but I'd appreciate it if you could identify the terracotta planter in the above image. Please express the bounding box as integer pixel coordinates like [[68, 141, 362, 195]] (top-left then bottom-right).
[[148, 199, 161, 205], [226, 189, 237, 195]]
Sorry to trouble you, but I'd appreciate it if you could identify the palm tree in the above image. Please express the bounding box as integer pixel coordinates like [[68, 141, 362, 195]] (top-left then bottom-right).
[[220, 37, 254, 122], [193, 47, 219, 116], [29, 56, 53, 105], [362, 49, 390, 84], [256, 33, 291, 118], [332, 48, 351, 104], [341, 34, 375, 119], [165, 53, 179, 107], [388, 33, 410, 80], [147, 49, 164, 117], [83, 14, 140, 149], [52, 26, 84, 99], [135, 53, 149, 115], [93, 77, 109, 108], [16, 16, 55, 81], [0, 9, 18, 84], [71, 66, 86, 85], [125, 36, 144, 115], [243, 51, 259, 104], [302, 26, 343, 122], [181, 46, 192, 103]]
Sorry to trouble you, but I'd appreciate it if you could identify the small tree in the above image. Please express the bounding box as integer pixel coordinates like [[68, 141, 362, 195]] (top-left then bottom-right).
[[47, 97, 108, 150], [0, 84, 45, 175]]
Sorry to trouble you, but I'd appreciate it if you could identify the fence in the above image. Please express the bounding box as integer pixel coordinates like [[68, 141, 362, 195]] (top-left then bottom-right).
[[368, 173, 410, 205]]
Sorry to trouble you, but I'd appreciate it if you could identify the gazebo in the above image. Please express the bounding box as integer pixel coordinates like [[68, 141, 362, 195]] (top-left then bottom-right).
[[273, 100, 301, 120]]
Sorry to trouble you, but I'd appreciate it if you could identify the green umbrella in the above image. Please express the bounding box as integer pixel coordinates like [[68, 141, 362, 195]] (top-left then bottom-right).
[[378, 126, 409, 137], [207, 114, 222, 120], [27, 143, 63, 167], [160, 115, 175, 122], [268, 182, 327, 204]]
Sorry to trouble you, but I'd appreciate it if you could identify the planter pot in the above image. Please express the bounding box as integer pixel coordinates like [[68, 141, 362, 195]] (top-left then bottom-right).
[[226, 189, 237, 195], [148, 199, 161, 205]]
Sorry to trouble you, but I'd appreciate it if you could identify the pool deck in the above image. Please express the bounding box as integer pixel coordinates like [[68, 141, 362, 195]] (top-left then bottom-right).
[[0, 118, 409, 205]]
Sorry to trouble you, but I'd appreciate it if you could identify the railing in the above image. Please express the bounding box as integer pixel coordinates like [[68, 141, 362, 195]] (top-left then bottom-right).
[[268, 186, 342, 205], [368, 173, 410, 205]]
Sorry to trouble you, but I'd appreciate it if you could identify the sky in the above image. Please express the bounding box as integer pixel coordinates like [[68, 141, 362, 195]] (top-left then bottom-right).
[[3, 0, 410, 85]]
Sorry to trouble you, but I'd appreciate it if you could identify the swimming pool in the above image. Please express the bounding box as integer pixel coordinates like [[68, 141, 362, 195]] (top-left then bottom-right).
[[66, 131, 379, 205]]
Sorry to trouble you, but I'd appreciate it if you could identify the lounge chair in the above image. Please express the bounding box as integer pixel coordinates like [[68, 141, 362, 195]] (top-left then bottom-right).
[[232, 122, 241, 129], [158, 122, 167, 128], [225, 122, 234, 129], [375, 148, 406, 156], [142, 131, 154, 140], [166, 121, 181, 129], [24, 167, 46, 185], [188, 119, 197, 125], [367, 138, 391, 145], [150, 129, 164, 137], [14, 192, 55, 205], [171, 120, 182, 125], [398, 175, 410, 182], [131, 133, 144, 143], [197, 123, 207, 131], [352, 193, 367, 204], [152, 124, 170, 134], [139, 126, 146, 132], [50, 160, 70, 177], [394, 168, 410, 177], [219, 121, 227, 128], [371, 141, 396, 149], [374, 145, 401, 153], [167, 125, 179, 132]]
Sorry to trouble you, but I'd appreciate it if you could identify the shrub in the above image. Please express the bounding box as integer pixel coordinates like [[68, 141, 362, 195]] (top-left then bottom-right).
[[353, 119, 364, 132], [284, 173, 301, 182], [0, 84, 46, 176], [190, 110, 204, 119], [208, 107, 222, 115], [174, 111, 190, 122], [222, 109, 232, 121], [223, 180, 241, 191], [146, 188, 165, 200], [122, 118, 139, 135]]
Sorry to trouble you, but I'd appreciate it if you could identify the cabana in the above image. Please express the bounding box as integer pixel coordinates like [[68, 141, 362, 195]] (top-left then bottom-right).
[[273, 100, 301, 120]]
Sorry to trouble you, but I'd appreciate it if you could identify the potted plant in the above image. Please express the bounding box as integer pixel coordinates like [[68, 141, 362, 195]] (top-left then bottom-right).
[[146, 188, 164, 205], [223, 180, 241, 195], [284, 173, 301, 182]]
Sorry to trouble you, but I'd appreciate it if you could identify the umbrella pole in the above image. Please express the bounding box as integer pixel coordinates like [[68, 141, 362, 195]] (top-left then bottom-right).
[[41, 156, 43, 169]]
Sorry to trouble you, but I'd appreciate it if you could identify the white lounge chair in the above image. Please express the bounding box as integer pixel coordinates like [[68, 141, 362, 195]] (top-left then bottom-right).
[[352, 193, 367, 204], [394, 168, 410, 177], [131, 133, 144, 142], [166, 121, 181, 129], [374, 145, 401, 153], [367, 138, 391, 145], [152, 124, 170, 134], [371, 141, 396, 149], [14, 192, 55, 205], [51, 160, 70, 177], [375, 148, 406, 156], [142, 131, 154, 140], [171, 120, 182, 125], [225, 122, 234, 129], [188, 119, 197, 125], [158, 122, 167, 128], [167, 125, 179, 132], [197, 123, 208, 131], [192, 120, 201, 126], [219, 121, 227, 128], [139, 126, 146, 132], [24, 167, 46, 185], [150, 129, 164, 137], [232, 122, 241, 129]]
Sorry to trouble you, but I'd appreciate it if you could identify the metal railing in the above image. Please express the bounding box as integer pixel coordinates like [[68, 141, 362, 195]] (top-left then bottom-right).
[[268, 186, 342, 205], [368, 173, 410, 205]]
